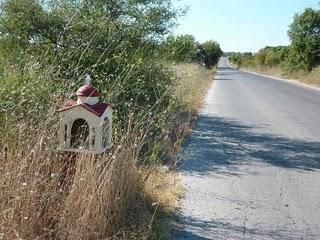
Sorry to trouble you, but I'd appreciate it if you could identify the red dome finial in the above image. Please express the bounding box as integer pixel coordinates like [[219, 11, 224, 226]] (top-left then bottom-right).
[[76, 84, 100, 97]]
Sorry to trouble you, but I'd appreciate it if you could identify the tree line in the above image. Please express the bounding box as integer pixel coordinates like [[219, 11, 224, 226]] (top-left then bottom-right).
[[229, 7, 320, 74], [161, 34, 223, 69], [0, 0, 222, 131]]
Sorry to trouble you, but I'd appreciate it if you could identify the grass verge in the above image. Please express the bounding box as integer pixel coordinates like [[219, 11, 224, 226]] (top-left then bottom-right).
[[241, 65, 320, 88], [131, 63, 215, 239], [0, 63, 214, 239]]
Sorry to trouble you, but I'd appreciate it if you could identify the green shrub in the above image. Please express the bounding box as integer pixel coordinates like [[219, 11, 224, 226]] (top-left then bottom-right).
[[288, 8, 320, 71], [201, 40, 223, 69], [255, 49, 267, 65], [161, 35, 197, 62], [265, 51, 281, 66], [161, 36, 223, 69]]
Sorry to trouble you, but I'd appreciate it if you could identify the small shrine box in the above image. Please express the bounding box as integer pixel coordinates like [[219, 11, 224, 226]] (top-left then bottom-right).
[[58, 84, 113, 154]]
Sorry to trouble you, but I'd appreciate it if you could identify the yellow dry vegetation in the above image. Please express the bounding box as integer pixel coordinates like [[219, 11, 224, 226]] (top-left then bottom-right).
[[0, 63, 214, 240], [244, 65, 320, 87]]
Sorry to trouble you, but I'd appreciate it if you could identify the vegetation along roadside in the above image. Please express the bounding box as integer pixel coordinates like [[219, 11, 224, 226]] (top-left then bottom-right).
[[0, 0, 222, 239], [228, 7, 320, 87]]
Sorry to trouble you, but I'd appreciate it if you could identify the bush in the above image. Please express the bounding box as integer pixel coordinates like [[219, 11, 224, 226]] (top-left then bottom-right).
[[0, 62, 214, 239], [161, 36, 223, 69], [288, 8, 320, 71], [229, 52, 242, 67], [201, 40, 223, 69], [0, 0, 179, 140], [255, 49, 267, 65], [161, 35, 197, 62], [228, 7, 320, 86], [265, 51, 281, 66]]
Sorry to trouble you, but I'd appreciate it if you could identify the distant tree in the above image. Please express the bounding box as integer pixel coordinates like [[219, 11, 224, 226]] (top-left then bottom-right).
[[288, 8, 320, 71], [229, 52, 242, 67], [242, 52, 253, 57], [193, 43, 207, 65], [276, 46, 290, 62], [201, 40, 223, 69], [162, 36, 223, 68], [162, 34, 197, 62], [265, 51, 281, 66], [255, 49, 267, 65], [223, 52, 236, 57]]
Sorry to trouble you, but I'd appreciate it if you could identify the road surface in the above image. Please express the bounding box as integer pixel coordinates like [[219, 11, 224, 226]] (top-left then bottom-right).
[[173, 59, 320, 239]]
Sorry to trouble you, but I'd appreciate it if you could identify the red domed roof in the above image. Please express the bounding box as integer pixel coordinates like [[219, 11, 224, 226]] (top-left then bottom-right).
[[58, 100, 110, 117], [76, 84, 100, 97]]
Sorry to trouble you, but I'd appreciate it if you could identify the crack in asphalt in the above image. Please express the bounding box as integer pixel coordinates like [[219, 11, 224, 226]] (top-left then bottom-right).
[[242, 206, 249, 237]]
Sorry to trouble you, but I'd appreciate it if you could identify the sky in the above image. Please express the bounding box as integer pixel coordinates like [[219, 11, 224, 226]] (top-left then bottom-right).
[[173, 0, 320, 52]]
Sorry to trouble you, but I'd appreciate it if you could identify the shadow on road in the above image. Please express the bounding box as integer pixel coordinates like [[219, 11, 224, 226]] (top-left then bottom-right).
[[178, 116, 320, 176], [172, 213, 315, 240], [174, 115, 320, 239], [216, 72, 244, 76], [218, 67, 234, 71], [214, 78, 233, 81], [217, 66, 243, 76]]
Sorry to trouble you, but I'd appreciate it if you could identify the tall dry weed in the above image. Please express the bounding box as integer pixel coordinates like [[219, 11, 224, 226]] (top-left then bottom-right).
[[0, 63, 214, 239]]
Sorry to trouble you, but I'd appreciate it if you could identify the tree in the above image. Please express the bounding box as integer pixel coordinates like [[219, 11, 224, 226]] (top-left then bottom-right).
[[0, 0, 179, 125], [255, 49, 267, 65], [201, 40, 223, 69], [229, 52, 242, 67], [288, 8, 320, 71], [193, 43, 207, 65], [0, 0, 178, 54], [161, 35, 223, 68], [162, 34, 197, 62], [265, 51, 281, 66]]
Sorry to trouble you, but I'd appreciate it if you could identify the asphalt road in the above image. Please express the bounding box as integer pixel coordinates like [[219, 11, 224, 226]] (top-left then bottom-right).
[[173, 59, 320, 239]]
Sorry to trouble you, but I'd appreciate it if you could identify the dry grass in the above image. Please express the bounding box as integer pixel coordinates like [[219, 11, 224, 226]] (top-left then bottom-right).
[[244, 65, 320, 87], [138, 63, 214, 238], [161, 63, 215, 171], [142, 168, 183, 240], [244, 65, 287, 79], [301, 66, 320, 87], [0, 63, 214, 240], [0, 130, 141, 240], [173, 63, 215, 112]]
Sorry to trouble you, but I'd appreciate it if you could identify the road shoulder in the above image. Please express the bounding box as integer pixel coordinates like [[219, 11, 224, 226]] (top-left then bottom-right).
[[238, 68, 320, 92]]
